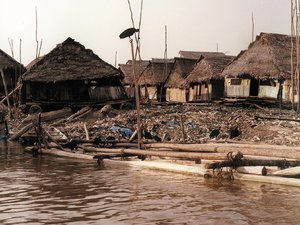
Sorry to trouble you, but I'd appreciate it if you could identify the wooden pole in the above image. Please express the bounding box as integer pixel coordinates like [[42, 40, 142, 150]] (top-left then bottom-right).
[[160, 25, 168, 102], [251, 12, 255, 42], [296, 1, 300, 112], [8, 38, 14, 59], [0, 68, 11, 119], [291, 0, 295, 110], [0, 83, 22, 104], [130, 38, 142, 149], [35, 7, 38, 60], [83, 122, 90, 141], [180, 115, 186, 142]]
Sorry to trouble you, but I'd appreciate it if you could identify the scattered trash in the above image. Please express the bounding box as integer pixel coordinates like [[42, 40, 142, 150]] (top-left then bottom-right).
[[110, 125, 133, 138], [161, 120, 179, 128], [12, 104, 300, 146]]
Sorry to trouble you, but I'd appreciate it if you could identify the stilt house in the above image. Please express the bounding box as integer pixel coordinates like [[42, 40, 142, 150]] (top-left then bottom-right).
[[138, 58, 174, 102], [0, 49, 25, 98], [185, 53, 234, 101], [222, 33, 295, 102], [22, 37, 127, 108], [119, 60, 150, 98], [165, 57, 198, 102]]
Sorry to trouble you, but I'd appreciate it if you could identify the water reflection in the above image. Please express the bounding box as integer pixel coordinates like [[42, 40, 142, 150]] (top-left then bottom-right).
[[0, 143, 300, 224]]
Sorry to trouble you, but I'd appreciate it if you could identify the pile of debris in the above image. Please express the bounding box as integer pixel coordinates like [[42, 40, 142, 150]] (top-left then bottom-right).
[[12, 103, 300, 146]]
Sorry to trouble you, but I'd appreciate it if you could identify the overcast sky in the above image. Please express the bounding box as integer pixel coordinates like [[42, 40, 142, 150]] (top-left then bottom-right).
[[0, 0, 290, 67]]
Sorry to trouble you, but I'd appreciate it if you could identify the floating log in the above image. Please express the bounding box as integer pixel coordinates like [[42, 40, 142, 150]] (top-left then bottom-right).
[[272, 167, 300, 177], [79, 146, 229, 160], [146, 143, 300, 160], [207, 159, 300, 170], [234, 173, 300, 187], [25, 147, 95, 160], [236, 166, 279, 175], [23, 145, 300, 187], [77, 141, 300, 160], [116, 159, 300, 187]]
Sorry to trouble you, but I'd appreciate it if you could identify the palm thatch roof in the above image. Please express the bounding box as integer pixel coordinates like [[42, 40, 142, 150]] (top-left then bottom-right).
[[164, 57, 198, 88], [23, 37, 122, 82], [119, 60, 150, 85], [0, 49, 25, 71], [139, 58, 175, 86], [26, 56, 44, 70], [222, 32, 295, 80], [185, 54, 235, 84], [178, 50, 226, 60]]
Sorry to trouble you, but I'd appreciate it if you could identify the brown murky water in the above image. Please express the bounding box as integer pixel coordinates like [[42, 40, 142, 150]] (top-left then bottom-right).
[[1, 142, 300, 225]]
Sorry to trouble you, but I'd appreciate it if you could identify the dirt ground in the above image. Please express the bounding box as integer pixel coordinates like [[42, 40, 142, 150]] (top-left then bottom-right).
[[50, 103, 300, 146]]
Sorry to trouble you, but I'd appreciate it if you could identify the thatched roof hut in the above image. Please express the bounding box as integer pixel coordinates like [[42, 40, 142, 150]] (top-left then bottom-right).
[[164, 57, 198, 88], [22, 37, 127, 108], [186, 53, 234, 84], [26, 56, 43, 70], [0, 49, 25, 97], [222, 32, 294, 80], [23, 37, 122, 82], [139, 58, 174, 86], [0, 49, 25, 70], [119, 60, 150, 85], [178, 50, 227, 60]]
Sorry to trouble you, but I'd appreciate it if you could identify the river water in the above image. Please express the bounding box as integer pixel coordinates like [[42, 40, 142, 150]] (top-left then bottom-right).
[[1, 142, 300, 225]]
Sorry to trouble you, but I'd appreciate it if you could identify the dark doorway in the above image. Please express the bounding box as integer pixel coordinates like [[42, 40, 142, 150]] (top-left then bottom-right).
[[157, 84, 166, 102], [211, 79, 224, 100], [250, 78, 259, 96]]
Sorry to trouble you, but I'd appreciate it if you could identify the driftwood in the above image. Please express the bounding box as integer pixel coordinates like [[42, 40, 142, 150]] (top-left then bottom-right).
[[119, 160, 300, 187], [22, 107, 73, 125], [0, 83, 22, 104], [71, 141, 300, 160], [9, 123, 35, 141], [207, 159, 300, 170], [43, 129, 63, 150], [25, 147, 95, 160], [272, 167, 300, 176], [83, 122, 90, 140], [254, 115, 300, 123], [53, 106, 92, 125], [68, 108, 92, 123], [79, 146, 229, 160], [143, 143, 300, 160]]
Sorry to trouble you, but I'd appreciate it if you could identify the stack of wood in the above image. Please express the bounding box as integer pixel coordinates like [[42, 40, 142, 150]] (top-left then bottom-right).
[[12, 105, 300, 185]]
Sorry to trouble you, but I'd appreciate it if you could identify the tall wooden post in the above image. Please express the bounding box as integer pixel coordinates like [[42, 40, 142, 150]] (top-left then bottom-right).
[[296, 0, 300, 112], [0, 68, 11, 119], [291, 0, 295, 110], [130, 38, 142, 149]]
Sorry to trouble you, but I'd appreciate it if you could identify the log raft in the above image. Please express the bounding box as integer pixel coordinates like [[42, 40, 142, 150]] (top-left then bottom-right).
[[23, 141, 300, 187]]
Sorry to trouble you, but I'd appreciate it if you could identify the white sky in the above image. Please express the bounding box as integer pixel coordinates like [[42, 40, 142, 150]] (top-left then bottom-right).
[[0, 0, 290, 66]]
